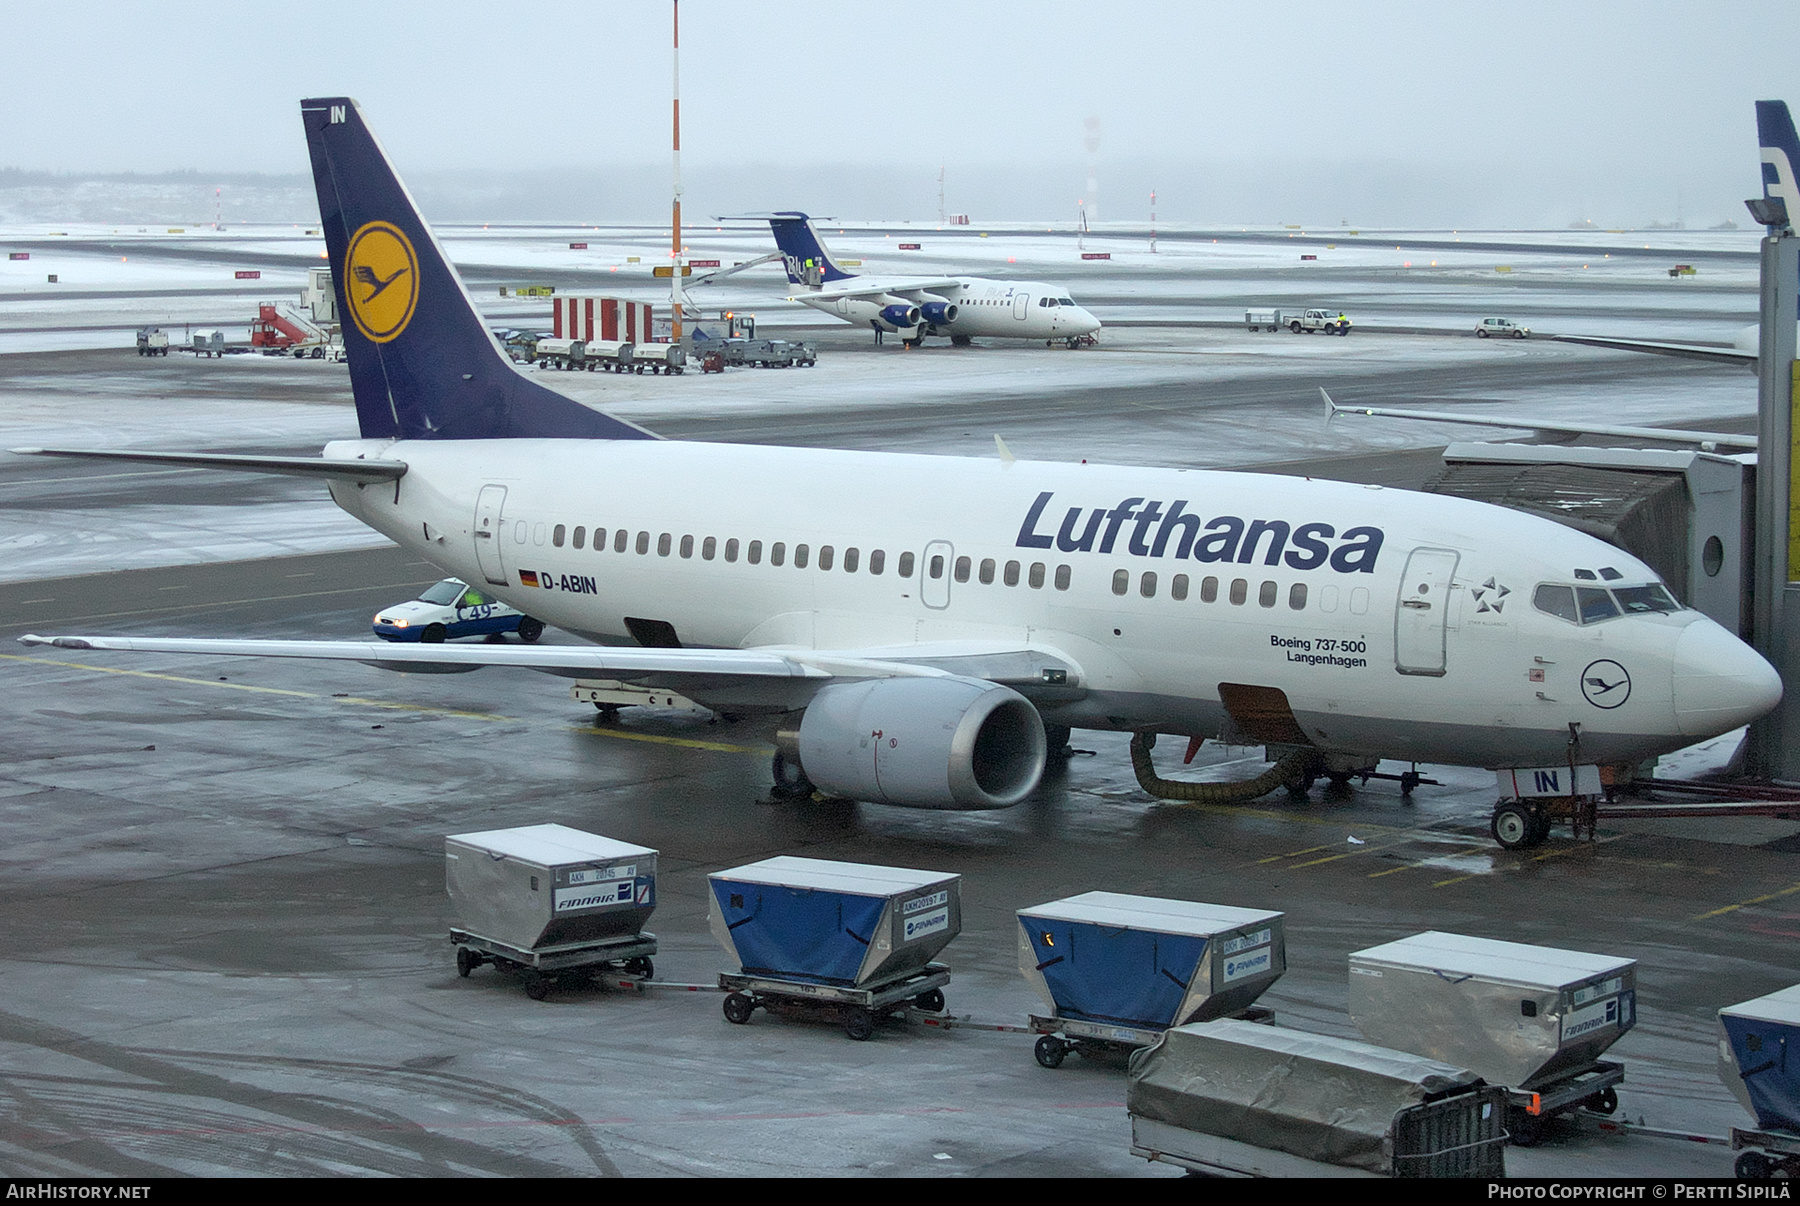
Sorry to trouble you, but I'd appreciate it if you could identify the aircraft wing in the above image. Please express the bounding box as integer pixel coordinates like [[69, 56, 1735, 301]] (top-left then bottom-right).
[[1320, 388, 1757, 450], [17, 634, 1085, 708], [1548, 334, 1757, 366], [10, 447, 407, 483], [793, 275, 962, 300]]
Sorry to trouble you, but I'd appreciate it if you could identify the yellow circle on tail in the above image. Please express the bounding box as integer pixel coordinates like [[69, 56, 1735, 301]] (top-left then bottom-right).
[[344, 221, 419, 343]]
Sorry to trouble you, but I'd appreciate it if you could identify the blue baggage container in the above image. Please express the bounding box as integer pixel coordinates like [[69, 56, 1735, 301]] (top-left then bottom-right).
[[709, 856, 960, 988], [1018, 892, 1286, 1030], [1720, 984, 1800, 1132]]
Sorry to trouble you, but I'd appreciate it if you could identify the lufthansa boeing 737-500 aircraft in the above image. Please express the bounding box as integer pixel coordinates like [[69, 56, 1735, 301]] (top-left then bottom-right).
[[13, 98, 1783, 837]]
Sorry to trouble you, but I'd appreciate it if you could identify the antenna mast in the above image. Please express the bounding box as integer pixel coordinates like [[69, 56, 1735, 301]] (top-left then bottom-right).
[[670, 0, 685, 342]]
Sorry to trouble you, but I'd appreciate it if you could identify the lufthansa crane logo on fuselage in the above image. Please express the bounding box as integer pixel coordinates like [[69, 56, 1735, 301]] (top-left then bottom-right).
[[344, 220, 419, 343], [1581, 659, 1632, 710]]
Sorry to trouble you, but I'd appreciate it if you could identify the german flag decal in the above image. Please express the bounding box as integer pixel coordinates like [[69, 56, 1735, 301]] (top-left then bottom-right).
[[518, 570, 540, 587]]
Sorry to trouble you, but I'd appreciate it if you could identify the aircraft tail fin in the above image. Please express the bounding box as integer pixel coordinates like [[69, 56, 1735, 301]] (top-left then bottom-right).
[[300, 97, 653, 442], [766, 213, 858, 289], [1756, 100, 1800, 218]]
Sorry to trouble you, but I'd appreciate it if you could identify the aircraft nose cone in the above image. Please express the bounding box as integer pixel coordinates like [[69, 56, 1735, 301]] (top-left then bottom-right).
[[1673, 620, 1783, 736]]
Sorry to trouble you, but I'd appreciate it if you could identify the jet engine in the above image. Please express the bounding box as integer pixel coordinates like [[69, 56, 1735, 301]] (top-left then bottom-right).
[[788, 676, 1047, 809], [918, 299, 959, 327], [878, 301, 922, 329]]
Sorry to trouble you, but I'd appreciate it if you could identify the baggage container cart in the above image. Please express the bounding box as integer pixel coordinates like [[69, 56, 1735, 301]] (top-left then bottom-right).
[[1018, 892, 1285, 1068], [585, 339, 634, 372], [709, 856, 959, 1037], [451, 927, 657, 1001], [1127, 1019, 1508, 1178], [446, 823, 657, 999], [1349, 930, 1634, 1142], [1720, 983, 1800, 1177], [718, 962, 951, 1041], [1731, 1127, 1800, 1180]]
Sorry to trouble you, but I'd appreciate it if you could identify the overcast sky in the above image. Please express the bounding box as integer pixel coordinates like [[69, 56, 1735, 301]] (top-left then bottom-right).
[[5, 1, 1797, 226]]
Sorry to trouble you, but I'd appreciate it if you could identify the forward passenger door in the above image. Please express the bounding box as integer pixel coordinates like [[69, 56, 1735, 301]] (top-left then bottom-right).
[[473, 484, 509, 586], [1394, 547, 1459, 676]]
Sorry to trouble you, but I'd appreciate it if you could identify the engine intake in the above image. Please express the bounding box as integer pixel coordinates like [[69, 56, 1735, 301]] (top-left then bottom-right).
[[919, 300, 958, 326], [878, 302, 922, 329], [792, 676, 1047, 809]]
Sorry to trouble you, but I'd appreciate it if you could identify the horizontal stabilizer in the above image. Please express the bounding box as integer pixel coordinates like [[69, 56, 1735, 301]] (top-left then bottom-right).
[[9, 447, 407, 482]]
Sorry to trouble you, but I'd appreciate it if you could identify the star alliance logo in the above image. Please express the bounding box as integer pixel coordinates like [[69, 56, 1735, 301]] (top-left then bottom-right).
[[1472, 577, 1511, 614]]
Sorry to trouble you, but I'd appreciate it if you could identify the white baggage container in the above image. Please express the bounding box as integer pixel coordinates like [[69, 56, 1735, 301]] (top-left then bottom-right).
[[1348, 931, 1636, 1089]]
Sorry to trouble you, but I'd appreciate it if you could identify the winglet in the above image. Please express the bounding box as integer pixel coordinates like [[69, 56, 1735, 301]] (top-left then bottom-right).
[[994, 434, 1016, 465], [1320, 387, 1342, 422]]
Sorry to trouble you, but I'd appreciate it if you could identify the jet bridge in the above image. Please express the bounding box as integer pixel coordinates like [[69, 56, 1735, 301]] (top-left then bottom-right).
[[1424, 443, 1753, 637]]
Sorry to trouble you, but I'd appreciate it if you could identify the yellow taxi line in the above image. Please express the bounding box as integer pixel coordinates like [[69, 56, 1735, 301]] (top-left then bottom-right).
[[1694, 880, 1800, 921]]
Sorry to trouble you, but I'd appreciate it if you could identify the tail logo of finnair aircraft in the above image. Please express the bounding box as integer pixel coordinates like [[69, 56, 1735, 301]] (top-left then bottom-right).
[[344, 220, 419, 343], [1763, 147, 1800, 216]]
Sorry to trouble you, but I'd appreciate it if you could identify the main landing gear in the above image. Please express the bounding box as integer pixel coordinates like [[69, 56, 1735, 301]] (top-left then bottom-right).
[[770, 750, 816, 801]]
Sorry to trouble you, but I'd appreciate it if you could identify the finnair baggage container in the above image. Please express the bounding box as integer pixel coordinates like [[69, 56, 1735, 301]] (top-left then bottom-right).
[[1348, 931, 1635, 1088], [446, 823, 656, 951], [1719, 984, 1800, 1131], [1018, 892, 1285, 1030], [708, 856, 960, 988]]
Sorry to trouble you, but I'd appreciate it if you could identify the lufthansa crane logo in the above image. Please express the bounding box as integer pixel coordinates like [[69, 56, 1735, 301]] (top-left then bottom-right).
[[1580, 659, 1632, 710], [343, 220, 419, 343]]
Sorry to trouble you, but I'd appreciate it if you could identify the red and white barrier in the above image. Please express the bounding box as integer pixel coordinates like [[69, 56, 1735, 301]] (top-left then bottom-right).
[[553, 297, 657, 343]]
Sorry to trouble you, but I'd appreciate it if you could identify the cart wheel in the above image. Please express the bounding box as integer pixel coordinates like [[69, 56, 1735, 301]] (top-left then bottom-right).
[[1585, 1086, 1618, 1115], [1736, 1151, 1774, 1180], [1399, 770, 1421, 797], [1492, 803, 1538, 850], [456, 947, 475, 978], [914, 988, 946, 1013], [1035, 1035, 1068, 1069], [1508, 1110, 1544, 1147], [625, 956, 654, 980], [722, 992, 755, 1025], [842, 1008, 875, 1041], [523, 972, 549, 1001]]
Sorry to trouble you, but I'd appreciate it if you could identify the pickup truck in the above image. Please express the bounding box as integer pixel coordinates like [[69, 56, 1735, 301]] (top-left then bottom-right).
[[1288, 308, 1351, 335]]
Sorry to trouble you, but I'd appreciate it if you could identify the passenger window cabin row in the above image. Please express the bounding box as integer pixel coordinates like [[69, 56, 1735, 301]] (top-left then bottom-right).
[[519, 521, 1330, 611], [1112, 569, 1308, 611]]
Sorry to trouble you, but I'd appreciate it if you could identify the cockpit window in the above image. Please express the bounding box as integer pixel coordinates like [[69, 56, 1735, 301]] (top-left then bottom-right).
[[1058, 297, 1075, 306], [1535, 581, 1682, 625], [1577, 587, 1620, 624], [1613, 584, 1680, 614], [419, 580, 464, 605], [1533, 584, 1579, 623]]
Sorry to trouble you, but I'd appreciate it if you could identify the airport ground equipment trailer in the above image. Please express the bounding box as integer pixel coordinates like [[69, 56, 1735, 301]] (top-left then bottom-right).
[[719, 963, 951, 1041], [709, 856, 960, 1040], [1127, 1020, 1508, 1177], [451, 928, 657, 1001], [136, 326, 169, 356], [1017, 892, 1286, 1069], [1719, 984, 1800, 1177], [1288, 307, 1352, 335], [722, 337, 816, 368], [446, 823, 658, 1001], [632, 342, 687, 374], [1348, 931, 1635, 1144], [1243, 308, 1292, 332]]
